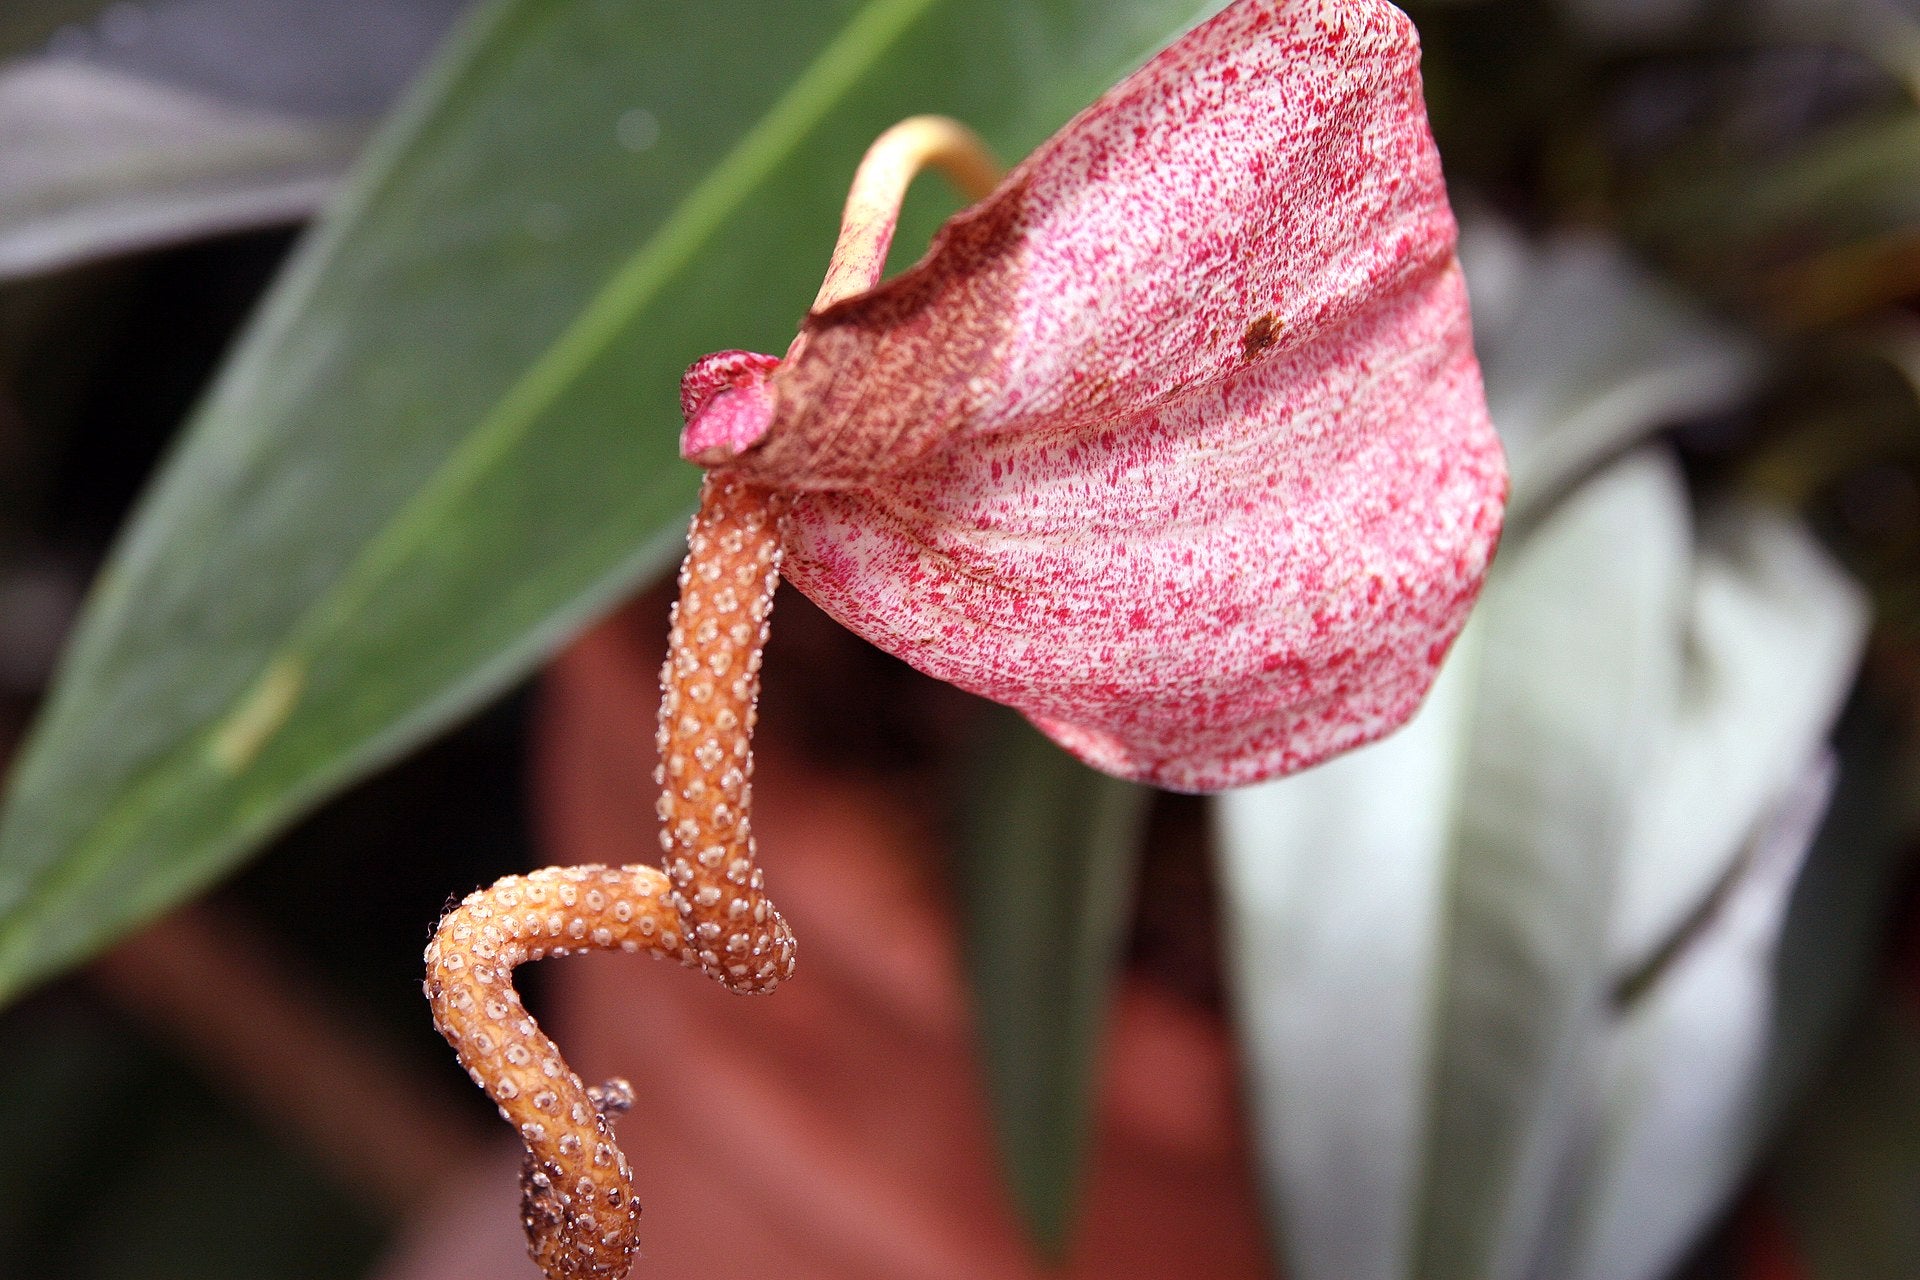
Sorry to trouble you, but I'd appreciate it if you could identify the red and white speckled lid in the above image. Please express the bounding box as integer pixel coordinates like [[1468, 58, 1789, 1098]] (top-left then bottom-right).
[[684, 0, 1507, 792]]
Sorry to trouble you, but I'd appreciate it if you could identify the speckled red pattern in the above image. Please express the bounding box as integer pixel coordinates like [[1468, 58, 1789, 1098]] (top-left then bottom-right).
[[684, 0, 1505, 791]]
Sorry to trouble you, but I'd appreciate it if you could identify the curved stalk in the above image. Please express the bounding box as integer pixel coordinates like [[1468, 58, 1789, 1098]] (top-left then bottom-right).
[[425, 117, 1004, 1280]]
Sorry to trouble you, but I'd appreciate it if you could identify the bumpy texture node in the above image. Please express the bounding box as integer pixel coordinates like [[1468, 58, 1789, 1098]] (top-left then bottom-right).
[[426, 474, 791, 1279], [424, 865, 685, 1279], [654, 474, 797, 993]]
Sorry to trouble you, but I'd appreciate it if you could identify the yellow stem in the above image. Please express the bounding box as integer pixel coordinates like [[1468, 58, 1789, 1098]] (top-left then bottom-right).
[[811, 114, 1004, 311]]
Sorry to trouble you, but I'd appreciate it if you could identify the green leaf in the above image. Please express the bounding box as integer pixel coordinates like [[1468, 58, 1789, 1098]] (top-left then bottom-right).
[[0, 1, 108, 60], [1759, 701, 1916, 1120], [0, 0, 1221, 1005], [1643, 111, 1920, 251], [955, 707, 1152, 1255], [1630, 107, 1920, 315]]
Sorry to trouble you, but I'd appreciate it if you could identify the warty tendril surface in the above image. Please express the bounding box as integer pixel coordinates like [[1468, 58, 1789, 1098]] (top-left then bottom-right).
[[424, 477, 793, 1279], [424, 115, 1000, 1280]]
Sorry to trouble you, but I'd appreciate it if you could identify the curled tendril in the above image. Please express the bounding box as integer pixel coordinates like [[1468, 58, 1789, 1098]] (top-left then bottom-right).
[[423, 477, 791, 1278], [423, 117, 1000, 1280]]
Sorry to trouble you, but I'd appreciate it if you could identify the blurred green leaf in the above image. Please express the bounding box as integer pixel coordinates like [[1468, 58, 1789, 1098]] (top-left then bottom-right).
[[1632, 108, 1920, 322], [1759, 702, 1917, 1121], [956, 708, 1151, 1255], [1646, 112, 1920, 251], [1857, 317, 1920, 417], [0, 0, 105, 60], [0, 998, 381, 1275], [0, 0, 1221, 1005]]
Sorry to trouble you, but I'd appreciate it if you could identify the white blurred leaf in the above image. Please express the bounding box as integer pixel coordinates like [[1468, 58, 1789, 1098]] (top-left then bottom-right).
[[1565, 755, 1837, 1280], [0, 0, 470, 279], [1218, 451, 1868, 1280], [1459, 224, 1760, 524], [61, 0, 469, 119], [1216, 623, 1477, 1280], [1414, 448, 1692, 1280], [1551, 510, 1868, 1280], [1608, 508, 1869, 975], [0, 60, 362, 280], [1220, 216, 1866, 1280]]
